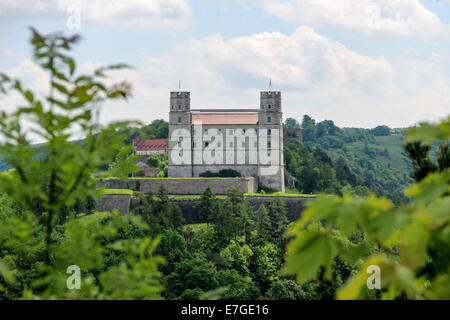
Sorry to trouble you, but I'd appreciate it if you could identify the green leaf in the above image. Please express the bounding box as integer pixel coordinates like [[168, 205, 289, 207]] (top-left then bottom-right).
[[406, 118, 450, 145], [398, 218, 430, 269], [24, 90, 34, 103], [282, 228, 338, 283], [52, 81, 69, 95], [65, 57, 75, 75]]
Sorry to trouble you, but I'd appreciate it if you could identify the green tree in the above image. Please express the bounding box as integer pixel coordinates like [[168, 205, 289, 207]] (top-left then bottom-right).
[[220, 187, 253, 243], [195, 187, 219, 225], [142, 185, 184, 234], [164, 257, 219, 299], [253, 204, 271, 245], [220, 242, 253, 277], [158, 229, 189, 274], [404, 140, 449, 182], [284, 117, 301, 129], [265, 280, 305, 300], [404, 141, 437, 181], [267, 197, 289, 243], [371, 125, 391, 136], [250, 243, 280, 292], [301, 115, 316, 143], [212, 204, 234, 249], [146, 154, 161, 168], [217, 269, 261, 300]]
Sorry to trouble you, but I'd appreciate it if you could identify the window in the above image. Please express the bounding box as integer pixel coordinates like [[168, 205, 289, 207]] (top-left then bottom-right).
[[205, 129, 208, 135], [177, 141, 181, 147], [243, 129, 246, 134], [267, 116, 272, 123], [218, 129, 222, 134], [268, 129, 272, 136], [171, 105, 174, 110], [229, 129, 234, 135], [229, 142, 233, 147], [178, 117, 182, 123], [178, 105, 182, 110], [217, 142, 221, 147], [267, 142, 271, 148], [268, 104, 272, 109], [205, 142, 209, 148]]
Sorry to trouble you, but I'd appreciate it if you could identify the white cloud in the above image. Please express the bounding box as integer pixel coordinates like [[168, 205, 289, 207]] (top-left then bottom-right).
[[260, 0, 446, 37], [0, 48, 13, 57], [94, 26, 449, 128], [1, 59, 50, 113], [0, 0, 191, 29], [136, 27, 393, 94], [2, 27, 449, 134]]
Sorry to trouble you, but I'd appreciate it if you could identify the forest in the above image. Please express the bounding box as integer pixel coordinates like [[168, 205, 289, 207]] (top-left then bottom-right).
[[0, 29, 449, 300]]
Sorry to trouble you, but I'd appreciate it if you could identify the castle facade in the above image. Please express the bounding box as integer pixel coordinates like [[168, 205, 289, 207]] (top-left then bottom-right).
[[168, 91, 284, 192]]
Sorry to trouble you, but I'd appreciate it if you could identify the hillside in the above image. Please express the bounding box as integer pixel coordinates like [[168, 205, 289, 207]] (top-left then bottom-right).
[[324, 133, 414, 198], [283, 117, 417, 204]]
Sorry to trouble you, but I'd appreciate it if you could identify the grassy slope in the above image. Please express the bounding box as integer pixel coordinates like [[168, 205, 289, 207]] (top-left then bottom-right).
[[101, 188, 134, 195], [325, 133, 414, 192]]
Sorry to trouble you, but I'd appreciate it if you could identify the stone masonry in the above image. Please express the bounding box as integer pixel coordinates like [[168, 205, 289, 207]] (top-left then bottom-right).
[[168, 91, 285, 192]]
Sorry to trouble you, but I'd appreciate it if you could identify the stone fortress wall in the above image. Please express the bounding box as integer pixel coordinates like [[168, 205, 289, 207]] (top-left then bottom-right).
[[98, 177, 258, 195], [97, 193, 313, 222]]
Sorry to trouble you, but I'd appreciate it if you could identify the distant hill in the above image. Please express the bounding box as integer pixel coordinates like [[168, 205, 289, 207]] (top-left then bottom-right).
[[322, 132, 414, 201], [283, 116, 417, 204]]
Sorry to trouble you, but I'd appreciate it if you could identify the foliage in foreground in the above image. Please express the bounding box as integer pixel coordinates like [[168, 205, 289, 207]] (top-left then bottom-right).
[[283, 118, 450, 299], [0, 29, 161, 299]]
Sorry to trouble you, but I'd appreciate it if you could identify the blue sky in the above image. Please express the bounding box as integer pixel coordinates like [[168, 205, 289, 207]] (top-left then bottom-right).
[[1, 0, 450, 129]]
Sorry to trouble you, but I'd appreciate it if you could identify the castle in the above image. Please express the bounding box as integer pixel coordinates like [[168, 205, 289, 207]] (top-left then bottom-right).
[[168, 91, 285, 192]]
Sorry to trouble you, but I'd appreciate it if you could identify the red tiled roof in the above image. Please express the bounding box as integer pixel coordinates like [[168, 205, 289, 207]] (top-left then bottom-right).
[[133, 137, 168, 151], [192, 113, 258, 125]]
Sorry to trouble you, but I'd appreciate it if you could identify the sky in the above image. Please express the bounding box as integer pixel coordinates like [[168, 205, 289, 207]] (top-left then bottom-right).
[[1, 0, 450, 129]]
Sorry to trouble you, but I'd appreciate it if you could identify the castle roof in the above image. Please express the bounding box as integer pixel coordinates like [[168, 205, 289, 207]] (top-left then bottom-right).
[[192, 110, 259, 125], [133, 137, 168, 151], [191, 109, 258, 113]]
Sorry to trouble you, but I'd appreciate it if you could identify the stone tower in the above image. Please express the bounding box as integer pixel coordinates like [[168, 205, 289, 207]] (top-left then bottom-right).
[[258, 91, 284, 192], [168, 91, 192, 177]]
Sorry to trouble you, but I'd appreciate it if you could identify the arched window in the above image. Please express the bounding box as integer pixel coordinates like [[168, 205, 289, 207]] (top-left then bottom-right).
[[268, 104, 272, 109], [267, 116, 272, 123]]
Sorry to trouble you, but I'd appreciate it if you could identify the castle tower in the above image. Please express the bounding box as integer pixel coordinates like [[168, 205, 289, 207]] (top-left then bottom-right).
[[168, 91, 193, 177], [258, 91, 284, 192]]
